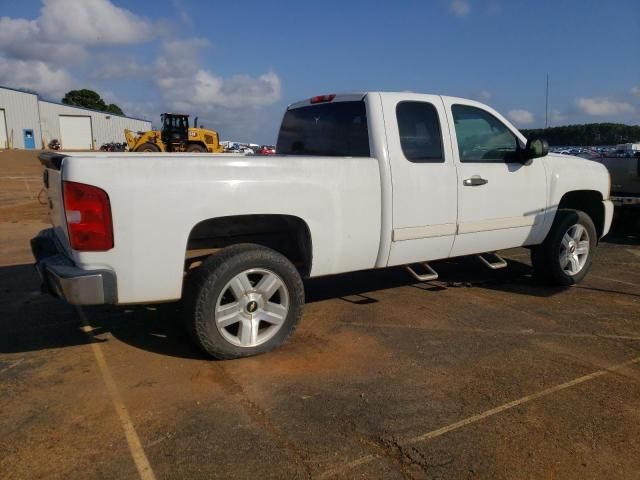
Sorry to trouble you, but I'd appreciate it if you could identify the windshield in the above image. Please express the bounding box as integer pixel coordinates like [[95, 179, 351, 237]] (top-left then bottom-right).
[[164, 115, 188, 129]]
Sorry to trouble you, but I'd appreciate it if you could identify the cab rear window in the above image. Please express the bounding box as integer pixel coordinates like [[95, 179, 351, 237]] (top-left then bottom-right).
[[276, 101, 370, 157]]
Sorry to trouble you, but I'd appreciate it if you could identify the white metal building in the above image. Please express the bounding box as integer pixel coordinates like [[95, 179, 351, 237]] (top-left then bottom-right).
[[0, 85, 151, 150], [0, 87, 40, 150]]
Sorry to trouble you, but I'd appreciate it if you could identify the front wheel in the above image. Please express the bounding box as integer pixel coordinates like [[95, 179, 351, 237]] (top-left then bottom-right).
[[186, 143, 206, 153], [183, 244, 305, 359], [531, 209, 597, 286], [135, 142, 160, 152]]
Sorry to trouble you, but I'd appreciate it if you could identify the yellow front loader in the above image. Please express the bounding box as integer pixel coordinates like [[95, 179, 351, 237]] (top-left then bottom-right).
[[125, 113, 223, 153]]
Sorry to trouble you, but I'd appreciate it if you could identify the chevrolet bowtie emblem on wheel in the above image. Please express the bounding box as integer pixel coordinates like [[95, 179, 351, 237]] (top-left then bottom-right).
[[246, 301, 258, 313]]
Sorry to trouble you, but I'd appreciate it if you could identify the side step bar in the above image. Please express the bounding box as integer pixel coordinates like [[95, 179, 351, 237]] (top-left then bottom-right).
[[477, 252, 508, 270], [405, 263, 438, 282]]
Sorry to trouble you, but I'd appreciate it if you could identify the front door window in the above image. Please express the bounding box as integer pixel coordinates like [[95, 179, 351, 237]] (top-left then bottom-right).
[[452, 105, 520, 163]]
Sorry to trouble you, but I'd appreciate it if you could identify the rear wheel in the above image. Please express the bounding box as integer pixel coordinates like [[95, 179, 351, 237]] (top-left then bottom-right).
[[186, 143, 206, 153], [531, 209, 597, 285], [135, 142, 160, 152], [183, 244, 305, 359]]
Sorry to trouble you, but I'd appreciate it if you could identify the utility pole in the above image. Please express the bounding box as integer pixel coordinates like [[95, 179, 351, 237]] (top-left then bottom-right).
[[544, 74, 549, 129]]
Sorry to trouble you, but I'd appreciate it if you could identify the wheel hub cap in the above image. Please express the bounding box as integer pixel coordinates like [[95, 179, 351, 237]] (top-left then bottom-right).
[[559, 223, 590, 276], [214, 268, 290, 348]]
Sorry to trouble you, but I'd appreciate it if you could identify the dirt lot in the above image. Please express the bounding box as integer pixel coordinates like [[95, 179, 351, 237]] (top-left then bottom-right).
[[1, 150, 640, 479]]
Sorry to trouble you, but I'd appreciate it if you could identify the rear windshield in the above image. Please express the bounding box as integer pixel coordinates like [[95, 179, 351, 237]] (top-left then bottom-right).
[[276, 101, 370, 157]]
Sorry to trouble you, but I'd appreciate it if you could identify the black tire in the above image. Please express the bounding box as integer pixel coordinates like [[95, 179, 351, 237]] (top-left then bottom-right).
[[531, 209, 597, 286], [135, 142, 160, 152], [183, 244, 305, 359], [186, 143, 206, 153]]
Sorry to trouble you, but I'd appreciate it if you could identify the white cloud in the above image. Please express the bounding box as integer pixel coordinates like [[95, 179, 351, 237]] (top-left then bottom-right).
[[631, 87, 640, 97], [90, 56, 152, 80], [155, 39, 282, 110], [38, 0, 152, 45], [0, 16, 86, 64], [0, 58, 73, 98], [0, 0, 153, 95], [0, 2, 281, 141], [507, 109, 535, 126], [160, 70, 282, 110], [156, 38, 211, 77], [449, 0, 471, 16], [0, 0, 151, 64], [575, 97, 634, 116]]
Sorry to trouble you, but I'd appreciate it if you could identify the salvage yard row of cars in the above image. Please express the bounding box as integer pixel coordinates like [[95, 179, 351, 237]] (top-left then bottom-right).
[[32, 92, 613, 359]]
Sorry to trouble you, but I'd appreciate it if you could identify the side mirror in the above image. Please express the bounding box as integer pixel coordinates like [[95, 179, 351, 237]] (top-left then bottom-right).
[[525, 138, 549, 160]]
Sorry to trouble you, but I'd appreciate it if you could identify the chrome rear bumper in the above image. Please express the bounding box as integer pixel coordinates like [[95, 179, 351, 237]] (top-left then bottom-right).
[[31, 229, 117, 305]]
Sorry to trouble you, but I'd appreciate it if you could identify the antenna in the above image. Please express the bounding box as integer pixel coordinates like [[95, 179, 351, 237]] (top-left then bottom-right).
[[544, 74, 549, 129]]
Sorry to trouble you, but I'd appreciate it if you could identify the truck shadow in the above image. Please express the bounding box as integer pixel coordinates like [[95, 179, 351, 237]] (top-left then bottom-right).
[[603, 215, 640, 246], [1, 250, 636, 359]]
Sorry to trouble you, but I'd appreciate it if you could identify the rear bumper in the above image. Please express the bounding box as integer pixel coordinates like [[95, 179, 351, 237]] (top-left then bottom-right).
[[31, 229, 117, 305]]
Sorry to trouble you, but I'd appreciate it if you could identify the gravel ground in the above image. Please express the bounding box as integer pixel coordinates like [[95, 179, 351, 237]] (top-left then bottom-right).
[[1, 150, 639, 479]]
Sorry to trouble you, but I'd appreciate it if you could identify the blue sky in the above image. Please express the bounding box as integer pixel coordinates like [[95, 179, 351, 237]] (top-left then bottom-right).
[[1, 0, 638, 143]]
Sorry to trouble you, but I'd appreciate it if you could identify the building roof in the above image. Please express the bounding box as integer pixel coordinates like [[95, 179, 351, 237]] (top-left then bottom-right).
[[0, 85, 150, 123], [0, 84, 38, 96]]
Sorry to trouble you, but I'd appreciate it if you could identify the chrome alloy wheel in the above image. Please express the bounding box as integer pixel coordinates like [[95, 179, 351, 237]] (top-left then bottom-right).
[[214, 268, 289, 348], [559, 223, 590, 276]]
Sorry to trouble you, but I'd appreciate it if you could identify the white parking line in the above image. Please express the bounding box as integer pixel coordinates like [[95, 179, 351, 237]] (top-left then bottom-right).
[[77, 307, 156, 480], [318, 355, 640, 478]]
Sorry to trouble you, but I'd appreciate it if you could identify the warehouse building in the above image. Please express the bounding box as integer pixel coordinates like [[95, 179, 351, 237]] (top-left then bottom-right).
[[0, 85, 151, 150]]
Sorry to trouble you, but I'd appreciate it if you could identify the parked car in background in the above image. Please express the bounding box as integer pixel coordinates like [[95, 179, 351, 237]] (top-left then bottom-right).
[[605, 149, 635, 158], [257, 145, 276, 155]]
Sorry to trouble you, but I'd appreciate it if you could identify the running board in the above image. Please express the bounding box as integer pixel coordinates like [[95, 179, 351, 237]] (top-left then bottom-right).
[[477, 252, 508, 270], [405, 263, 439, 282]]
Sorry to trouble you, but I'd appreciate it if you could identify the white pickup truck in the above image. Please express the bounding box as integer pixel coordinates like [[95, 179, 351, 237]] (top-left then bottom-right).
[[32, 92, 613, 359]]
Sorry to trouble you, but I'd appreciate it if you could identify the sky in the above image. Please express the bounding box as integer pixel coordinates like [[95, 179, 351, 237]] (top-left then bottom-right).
[[0, 0, 638, 143]]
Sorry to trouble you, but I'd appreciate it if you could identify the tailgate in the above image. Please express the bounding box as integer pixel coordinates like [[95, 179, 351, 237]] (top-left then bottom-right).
[[39, 153, 71, 255]]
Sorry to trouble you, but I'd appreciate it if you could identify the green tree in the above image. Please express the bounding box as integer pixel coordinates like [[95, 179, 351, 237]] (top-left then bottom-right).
[[104, 103, 124, 115], [61, 89, 124, 116], [521, 123, 640, 146]]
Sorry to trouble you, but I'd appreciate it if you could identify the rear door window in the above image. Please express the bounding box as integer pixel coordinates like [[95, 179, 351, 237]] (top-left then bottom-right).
[[396, 101, 444, 162], [276, 101, 370, 157]]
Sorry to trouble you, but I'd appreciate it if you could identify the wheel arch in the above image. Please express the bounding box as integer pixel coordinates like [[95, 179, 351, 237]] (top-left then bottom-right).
[[185, 214, 313, 277], [557, 190, 605, 238]]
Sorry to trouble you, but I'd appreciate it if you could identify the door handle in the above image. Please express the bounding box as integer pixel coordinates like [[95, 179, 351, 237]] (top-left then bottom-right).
[[463, 176, 488, 186]]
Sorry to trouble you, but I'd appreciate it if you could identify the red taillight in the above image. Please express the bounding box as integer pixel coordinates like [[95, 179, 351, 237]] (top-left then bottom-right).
[[63, 181, 113, 251], [310, 94, 336, 104]]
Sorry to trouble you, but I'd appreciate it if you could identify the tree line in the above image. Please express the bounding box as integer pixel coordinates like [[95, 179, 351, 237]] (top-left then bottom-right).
[[521, 123, 640, 146]]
